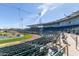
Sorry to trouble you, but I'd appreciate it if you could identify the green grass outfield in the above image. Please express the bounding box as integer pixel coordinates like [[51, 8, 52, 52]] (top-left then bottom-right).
[[0, 32, 10, 35], [0, 34, 32, 44]]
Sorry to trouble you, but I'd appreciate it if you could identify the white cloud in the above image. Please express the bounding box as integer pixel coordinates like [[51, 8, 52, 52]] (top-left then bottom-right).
[[25, 3, 64, 24], [37, 3, 64, 20], [49, 3, 64, 11], [38, 3, 52, 17]]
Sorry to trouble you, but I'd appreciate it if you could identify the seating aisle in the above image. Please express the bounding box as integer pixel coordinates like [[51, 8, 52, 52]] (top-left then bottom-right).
[[64, 33, 79, 56]]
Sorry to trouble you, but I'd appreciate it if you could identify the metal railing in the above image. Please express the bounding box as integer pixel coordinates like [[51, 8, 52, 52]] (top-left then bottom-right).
[[53, 45, 67, 56]]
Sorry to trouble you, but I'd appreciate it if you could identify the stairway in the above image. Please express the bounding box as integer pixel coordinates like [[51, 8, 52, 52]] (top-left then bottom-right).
[[64, 33, 79, 56]]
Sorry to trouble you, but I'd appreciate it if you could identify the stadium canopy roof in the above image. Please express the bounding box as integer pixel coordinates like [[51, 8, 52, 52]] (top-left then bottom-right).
[[28, 10, 79, 27]]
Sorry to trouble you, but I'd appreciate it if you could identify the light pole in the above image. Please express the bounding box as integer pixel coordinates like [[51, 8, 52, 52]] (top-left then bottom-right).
[[21, 18, 23, 29], [18, 8, 24, 29], [39, 18, 43, 36]]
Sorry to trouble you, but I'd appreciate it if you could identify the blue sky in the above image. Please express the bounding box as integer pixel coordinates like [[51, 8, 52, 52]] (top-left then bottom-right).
[[0, 3, 79, 29]]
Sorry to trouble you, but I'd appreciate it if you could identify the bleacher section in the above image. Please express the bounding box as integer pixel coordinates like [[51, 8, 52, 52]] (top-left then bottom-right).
[[27, 24, 79, 35], [0, 29, 68, 56], [0, 43, 35, 56], [42, 24, 79, 32], [0, 36, 54, 56]]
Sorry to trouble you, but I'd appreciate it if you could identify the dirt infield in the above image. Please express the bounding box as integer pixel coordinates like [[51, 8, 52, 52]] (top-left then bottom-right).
[[0, 34, 41, 48]]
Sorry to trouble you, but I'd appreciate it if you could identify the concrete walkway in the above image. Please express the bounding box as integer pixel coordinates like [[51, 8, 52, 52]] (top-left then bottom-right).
[[64, 33, 79, 56]]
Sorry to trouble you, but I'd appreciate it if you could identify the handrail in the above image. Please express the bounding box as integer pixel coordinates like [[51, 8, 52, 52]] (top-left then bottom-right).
[[53, 45, 66, 56]]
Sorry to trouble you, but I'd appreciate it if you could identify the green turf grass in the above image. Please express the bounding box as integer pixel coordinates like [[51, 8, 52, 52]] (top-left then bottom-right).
[[0, 34, 32, 44]]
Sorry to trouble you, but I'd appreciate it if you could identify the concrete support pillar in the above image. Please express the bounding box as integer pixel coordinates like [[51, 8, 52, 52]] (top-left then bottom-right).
[[66, 45, 69, 56], [65, 45, 69, 56], [76, 35, 78, 50], [58, 33, 62, 47]]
